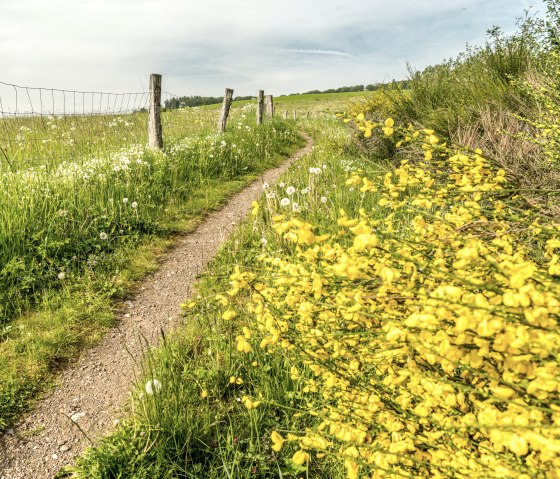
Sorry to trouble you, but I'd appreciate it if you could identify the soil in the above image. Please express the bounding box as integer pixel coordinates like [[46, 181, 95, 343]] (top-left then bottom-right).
[[0, 133, 313, 479]]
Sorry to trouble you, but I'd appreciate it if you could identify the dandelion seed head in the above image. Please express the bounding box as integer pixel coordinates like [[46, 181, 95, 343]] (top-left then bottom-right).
[[145, 379, 162, 395], [280, 197, 290, 207]]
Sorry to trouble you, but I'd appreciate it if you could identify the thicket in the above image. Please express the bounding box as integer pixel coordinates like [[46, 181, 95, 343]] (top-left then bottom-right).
[[359, 0, 560, 201]]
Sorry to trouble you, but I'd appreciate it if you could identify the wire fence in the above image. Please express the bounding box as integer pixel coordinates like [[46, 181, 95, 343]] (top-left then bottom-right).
[[0, 80, 179, 171]]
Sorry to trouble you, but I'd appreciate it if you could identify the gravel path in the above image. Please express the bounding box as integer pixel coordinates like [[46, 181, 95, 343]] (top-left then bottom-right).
[[0, 133, 313, 479]]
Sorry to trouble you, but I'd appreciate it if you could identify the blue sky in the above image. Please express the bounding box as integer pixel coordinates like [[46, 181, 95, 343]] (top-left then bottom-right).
[[0, 0, 542, 99]]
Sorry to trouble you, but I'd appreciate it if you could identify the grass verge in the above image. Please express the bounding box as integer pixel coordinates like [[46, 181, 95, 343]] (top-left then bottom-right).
[[0, 118, 304, 431]]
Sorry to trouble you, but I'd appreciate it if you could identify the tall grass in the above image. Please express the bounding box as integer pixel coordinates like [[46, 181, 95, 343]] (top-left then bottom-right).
[[68, 115, 378, 479], [358, 1, 560, 204], [0, 107, 297, 326], [0, 103, 303, 430]]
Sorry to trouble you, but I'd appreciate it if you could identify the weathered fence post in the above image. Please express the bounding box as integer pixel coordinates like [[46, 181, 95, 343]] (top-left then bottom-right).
[[293, 110, 297, 120], [218, 88, 234, 133], [265, 95, 274, 118], [257, 90, 264, 125], [148, 73, 163, 150]]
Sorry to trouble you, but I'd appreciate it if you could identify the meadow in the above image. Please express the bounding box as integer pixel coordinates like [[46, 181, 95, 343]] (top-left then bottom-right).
[[67, 4, 560, 478], [0, 102, 304, 430]]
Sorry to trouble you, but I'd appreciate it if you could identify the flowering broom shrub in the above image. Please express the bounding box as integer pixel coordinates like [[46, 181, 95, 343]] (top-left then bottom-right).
[[221, 117, 560, 478]]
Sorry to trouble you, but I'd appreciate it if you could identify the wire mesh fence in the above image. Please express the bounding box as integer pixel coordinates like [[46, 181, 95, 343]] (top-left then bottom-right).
[[0, 81, 179, 172]]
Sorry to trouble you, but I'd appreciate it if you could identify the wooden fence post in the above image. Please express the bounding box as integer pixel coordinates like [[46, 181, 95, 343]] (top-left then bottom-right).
[[265, 95, 274, 118], [148, 73, 163, 150], [257, 90, 264, 125], [293, 110, 297, 120], [218, 88, 234, 133]]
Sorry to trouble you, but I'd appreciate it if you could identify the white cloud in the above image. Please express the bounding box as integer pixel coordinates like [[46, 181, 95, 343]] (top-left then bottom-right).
[[0, 0, 544, 101]]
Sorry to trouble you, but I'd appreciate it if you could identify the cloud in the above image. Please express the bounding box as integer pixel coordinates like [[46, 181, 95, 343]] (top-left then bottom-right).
[[276, 48, 354, 57], [0, 0, 543, 101]]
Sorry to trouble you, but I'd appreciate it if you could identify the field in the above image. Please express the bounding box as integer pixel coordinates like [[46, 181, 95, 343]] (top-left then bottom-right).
[[2, 5, 560, 478], [0, 102, 304, 430], [68, 15, 560, 479]]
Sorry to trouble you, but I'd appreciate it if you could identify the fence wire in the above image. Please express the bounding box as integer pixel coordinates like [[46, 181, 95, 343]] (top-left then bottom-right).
[[0, 81, 178, 171]]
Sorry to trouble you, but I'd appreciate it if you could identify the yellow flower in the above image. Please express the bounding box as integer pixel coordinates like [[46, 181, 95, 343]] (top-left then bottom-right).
[[345, 459, 359, 479], [222, 310, 237, 321], [271, 431, 285, 452], [251, 200, 260, 216], [292, 450, 310, 465], [243, 397, 261, 410]]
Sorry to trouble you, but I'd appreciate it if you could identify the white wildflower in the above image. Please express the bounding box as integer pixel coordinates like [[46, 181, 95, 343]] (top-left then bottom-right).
[[280, 198, 290, 207], [123, 198, 129, 204], [131, 201, 138, 209], [99, 232, 108, 241], [320, 196, 328, 204], [145, 379, 162, 395], [57, 272, 66, 280], [286, 186, 296, 195]]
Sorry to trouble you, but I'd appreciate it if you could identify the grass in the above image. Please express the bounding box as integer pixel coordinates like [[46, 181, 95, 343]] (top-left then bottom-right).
[[66, 5, 560, 478], [67, 113, 388, 479], [0, 103, 305, 431]]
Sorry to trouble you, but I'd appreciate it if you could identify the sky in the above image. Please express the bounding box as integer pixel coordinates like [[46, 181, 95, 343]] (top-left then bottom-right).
[[0, 0, 544, 101]]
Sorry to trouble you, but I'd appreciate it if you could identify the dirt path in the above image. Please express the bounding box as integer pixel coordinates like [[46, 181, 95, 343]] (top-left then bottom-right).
[[0, 133, 313, 479]]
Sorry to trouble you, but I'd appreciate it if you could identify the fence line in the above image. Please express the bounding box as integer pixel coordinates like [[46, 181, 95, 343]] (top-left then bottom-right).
[[0, 75, 277, 170]]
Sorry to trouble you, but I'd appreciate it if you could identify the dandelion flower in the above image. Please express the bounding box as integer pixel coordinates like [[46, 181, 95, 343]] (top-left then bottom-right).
[[278, 182, 285, 188], [99, 232, 108, 241], [145, 379, 162, 395], [123, 198, 129, 204], [320, 196, 328, 204], [286, 186, 296, 195], [280, 198, 290, 207], [57, 272, 66, 280], [301, 187, 310, 194], [131, 201, 138, 209], [260, 237, 268, 245]]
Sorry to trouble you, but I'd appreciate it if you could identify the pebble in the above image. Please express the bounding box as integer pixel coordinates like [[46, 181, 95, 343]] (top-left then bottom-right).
[[59, 444, 70, 453], [70, 412, 85, 422]]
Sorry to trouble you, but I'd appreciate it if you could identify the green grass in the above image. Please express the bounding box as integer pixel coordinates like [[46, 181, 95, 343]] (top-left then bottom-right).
[[67, 112, 387, 479], [0, 109, 304, 431]]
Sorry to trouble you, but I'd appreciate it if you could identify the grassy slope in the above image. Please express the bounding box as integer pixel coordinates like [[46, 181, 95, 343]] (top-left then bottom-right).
[[67, 110, 383, 478], [0, 112, 304, 431]]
